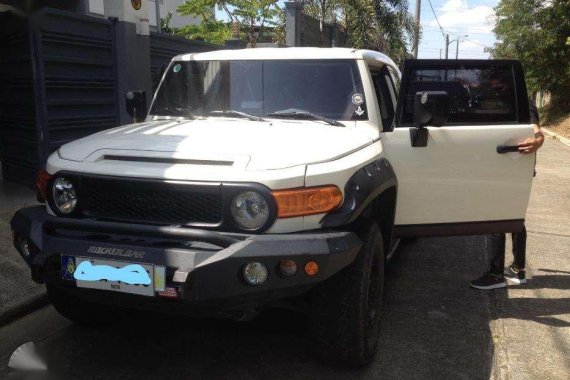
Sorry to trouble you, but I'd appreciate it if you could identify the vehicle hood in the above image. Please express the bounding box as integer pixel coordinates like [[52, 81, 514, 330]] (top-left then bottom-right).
[[58, 118, 374, 170]]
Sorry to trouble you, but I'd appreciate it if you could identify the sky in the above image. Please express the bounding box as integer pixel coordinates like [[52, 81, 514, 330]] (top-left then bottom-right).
[[216, 0, 498, 59], [414, 0, 498, 59]]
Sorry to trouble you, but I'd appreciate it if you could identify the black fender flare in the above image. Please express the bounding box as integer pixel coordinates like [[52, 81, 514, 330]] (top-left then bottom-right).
[[322, 158, 398, 228]]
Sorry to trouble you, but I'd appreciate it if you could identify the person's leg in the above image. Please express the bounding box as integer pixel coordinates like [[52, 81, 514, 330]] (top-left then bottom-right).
[[505, 225, 527, 284], [488, 233, 506, 275], [470, 233, 506, 290], [512, 225, 527, 270]]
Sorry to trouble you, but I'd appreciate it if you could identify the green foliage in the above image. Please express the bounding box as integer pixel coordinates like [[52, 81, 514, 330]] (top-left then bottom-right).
[[231, 0, 281, 47], [300, 0, 418, 65], [177, 0, 216, 20], [177, 0, 281, 47], [160, 12, 178, 35], [176, 0, 231, 44], [176, 21, 233, 45], [491, 0, 570, 111], [272, 9, 287, 46], [301, 0, 339, 25]]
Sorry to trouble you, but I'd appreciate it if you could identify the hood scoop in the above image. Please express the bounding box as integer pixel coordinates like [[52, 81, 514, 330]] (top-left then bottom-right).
[[102, 155, 235, 166]]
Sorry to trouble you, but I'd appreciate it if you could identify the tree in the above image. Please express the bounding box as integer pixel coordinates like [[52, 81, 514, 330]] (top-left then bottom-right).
[[300, 0, 340, 46], [177, 0, 233, 44], [301, 0, 418, 65], [177, 0, 281, 47], [159, 12, 178, 35], [490, 0, 570, 114]]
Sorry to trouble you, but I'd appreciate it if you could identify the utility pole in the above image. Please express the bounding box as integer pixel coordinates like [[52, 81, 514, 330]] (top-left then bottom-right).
[[444, 33, 449, 59], [413, 0, 421, 58], [456, 39, 460, 59], [155, 0, 161, 33]]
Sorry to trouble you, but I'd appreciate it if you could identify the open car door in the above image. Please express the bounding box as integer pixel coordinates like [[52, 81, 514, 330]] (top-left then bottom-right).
[[382, 60, 535, 237]]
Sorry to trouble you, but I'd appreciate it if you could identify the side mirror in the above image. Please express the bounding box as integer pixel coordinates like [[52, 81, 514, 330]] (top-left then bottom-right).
[[126, 90, 147, 123], [413, 91, 449, 128]]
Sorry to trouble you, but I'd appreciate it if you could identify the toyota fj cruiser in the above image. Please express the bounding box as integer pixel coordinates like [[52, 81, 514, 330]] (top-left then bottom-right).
[[10, 48, 535, 366]]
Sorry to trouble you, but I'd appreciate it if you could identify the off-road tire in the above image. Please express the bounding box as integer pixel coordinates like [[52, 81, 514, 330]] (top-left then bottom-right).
[[310, 219, 385, 367], [46, 284, 122, 325]]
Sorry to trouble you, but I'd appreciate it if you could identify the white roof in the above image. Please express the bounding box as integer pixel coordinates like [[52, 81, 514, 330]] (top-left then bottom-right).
[[174, 47, 396, 67]]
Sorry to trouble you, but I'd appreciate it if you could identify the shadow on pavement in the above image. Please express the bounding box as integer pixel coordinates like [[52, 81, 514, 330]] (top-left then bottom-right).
[[521, 274, 570, 291], [493, 296, 570, 328], [536, 268, 570, 275]]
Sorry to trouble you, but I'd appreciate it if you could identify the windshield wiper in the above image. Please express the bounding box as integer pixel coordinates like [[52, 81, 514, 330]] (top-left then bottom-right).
[[267, 109, 345, 127], [209, 110, 266, 122], [152, 107, 197, 120]]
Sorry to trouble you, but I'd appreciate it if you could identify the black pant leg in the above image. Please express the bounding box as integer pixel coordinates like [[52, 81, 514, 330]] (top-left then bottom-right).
[[512, 225, 527, 270], [488, 233, 506, 276]]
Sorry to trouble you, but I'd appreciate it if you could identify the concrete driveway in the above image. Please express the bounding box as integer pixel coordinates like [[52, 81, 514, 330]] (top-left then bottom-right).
[[491, 138, 570, 380], [0, 138, 568, 379]]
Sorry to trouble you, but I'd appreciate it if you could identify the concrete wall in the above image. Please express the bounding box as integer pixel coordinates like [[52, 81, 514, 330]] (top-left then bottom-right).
[[284, 1, 347, 48], [86, 0, 203, 32]]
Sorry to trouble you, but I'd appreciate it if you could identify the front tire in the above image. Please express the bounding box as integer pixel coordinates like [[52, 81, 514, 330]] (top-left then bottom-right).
[[310, 219, 385, 366]]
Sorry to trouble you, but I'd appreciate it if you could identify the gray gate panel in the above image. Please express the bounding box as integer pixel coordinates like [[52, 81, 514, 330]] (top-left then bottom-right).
[[0, 13, 38, 186], [1, 8, 119, 186], [32, 9, 118, 158], [150, 32, 224, 91]]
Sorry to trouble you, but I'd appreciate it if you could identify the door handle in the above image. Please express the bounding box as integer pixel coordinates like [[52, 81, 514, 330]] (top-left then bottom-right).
[[497, 145, 519, 154]]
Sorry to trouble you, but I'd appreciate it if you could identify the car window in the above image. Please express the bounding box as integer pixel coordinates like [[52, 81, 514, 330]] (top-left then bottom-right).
[[369, 66, 396, 130], [387, 67, 400, 96], [398, 64, 518, 126]]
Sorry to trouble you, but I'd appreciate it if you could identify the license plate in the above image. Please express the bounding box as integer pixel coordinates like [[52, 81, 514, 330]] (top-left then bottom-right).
[[61, 256, 165, 297]]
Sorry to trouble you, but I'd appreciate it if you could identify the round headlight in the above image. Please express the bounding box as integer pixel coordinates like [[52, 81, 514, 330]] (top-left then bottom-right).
[[52, 178, 77, 214], [243, 262, 269, 286], [231, 191, 269, 231]]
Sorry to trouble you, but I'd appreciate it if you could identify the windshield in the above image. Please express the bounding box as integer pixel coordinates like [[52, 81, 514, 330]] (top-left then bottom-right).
[[150, 59, 368, 121]]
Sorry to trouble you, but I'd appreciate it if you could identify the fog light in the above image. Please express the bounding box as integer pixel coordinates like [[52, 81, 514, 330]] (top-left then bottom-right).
[[243, 262, 268, 286], [304, 261, 319, 276], [279, 260, 297, 277]]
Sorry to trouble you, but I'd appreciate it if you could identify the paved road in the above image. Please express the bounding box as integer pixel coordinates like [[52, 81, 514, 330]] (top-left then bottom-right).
[[0, 236, 495, 380], [0, 175, 44, 325], [491, 138, 570, 380], [0, 139, 568, 380]]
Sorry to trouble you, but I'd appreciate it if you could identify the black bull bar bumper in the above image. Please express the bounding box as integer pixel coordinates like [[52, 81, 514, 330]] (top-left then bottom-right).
[[10, 206, 362, 308]]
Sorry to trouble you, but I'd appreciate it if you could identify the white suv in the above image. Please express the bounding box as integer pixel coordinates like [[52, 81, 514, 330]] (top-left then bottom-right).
[[11, 48, 535, 366]]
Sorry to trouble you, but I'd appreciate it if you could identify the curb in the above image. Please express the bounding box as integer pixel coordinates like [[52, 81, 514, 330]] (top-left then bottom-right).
[[0, 293, 50, 328], [543, 128, 570, 147]]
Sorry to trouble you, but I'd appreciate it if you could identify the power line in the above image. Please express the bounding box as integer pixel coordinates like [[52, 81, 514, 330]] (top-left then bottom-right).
[[422, 26, 494, 36], [427, 0, 445, 39], [422, 0, 494, 50], [445, 29, 491, 48]]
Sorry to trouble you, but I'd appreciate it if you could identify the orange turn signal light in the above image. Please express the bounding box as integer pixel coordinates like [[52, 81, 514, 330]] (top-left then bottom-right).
[[305, 261, 319, 276], [271, 186, 343, 218], [36, 170, 52, 202]]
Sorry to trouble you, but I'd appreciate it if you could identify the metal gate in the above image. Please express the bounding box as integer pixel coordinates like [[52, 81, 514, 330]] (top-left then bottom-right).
[[1, 8, 233, 187], [0, 8, 118, 187], [0, 12, 37, 185], [150, 32, 224, 92]]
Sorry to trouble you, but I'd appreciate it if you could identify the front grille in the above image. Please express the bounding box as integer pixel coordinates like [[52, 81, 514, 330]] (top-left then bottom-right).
[[80, 176, 223, 226]]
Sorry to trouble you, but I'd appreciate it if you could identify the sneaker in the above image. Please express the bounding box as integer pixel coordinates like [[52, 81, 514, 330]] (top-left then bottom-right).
[[470, 273, 507, 290], [504, 265, 527, 284]]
